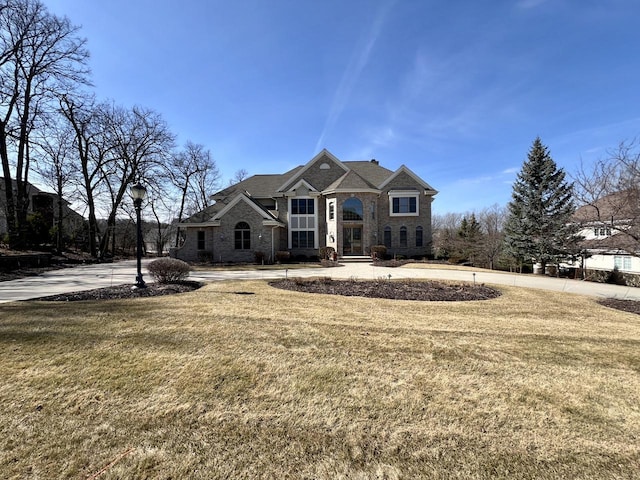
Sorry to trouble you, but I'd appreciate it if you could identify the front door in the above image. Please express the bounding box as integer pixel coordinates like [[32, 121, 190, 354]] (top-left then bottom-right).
[[343, 226, 362, 255]]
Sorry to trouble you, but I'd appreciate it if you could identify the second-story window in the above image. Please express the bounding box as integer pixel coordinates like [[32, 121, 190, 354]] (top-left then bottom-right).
[[343, 198, 363, 221], [290, 197, 317, 249], [389, 191, 419, 216]]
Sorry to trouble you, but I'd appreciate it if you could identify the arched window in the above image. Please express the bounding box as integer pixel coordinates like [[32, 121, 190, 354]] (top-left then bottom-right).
[[416, 226, 423, 247], [343, 198, 363, 221], [400, 226, 408, 247], [234, 222, 250, 250], [383, 226, 391, 248]]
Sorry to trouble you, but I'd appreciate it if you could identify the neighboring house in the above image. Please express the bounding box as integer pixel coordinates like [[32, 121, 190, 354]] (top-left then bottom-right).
[[171, 149, 438, 263], [573, 191, 640, 274], [0, 178, 85, 241]]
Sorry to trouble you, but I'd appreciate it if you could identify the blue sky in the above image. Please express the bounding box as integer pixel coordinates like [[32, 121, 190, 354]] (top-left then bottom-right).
[[44, 0, 640, 214]]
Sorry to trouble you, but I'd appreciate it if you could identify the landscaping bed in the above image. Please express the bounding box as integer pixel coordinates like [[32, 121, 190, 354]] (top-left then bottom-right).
[[270, 278, 501, 301], [31, 281, 202, 301], [598, 298, 640, 315]]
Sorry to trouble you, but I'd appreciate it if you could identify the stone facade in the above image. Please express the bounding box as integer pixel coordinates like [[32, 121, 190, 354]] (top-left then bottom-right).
[[171, 150, 437, 263]]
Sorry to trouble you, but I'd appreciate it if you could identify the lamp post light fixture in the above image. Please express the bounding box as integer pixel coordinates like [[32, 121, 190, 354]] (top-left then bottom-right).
[[131, 181, 147, 288]]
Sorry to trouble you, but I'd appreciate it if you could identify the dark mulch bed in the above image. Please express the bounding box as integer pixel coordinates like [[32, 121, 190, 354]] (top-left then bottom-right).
[[270, 278, 501, 301], [598, 298, 640, 315], [31, 281, 202, 302]]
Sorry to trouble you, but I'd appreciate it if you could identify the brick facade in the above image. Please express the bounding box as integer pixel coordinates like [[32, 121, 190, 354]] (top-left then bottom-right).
[[171, 150, 436, 263]]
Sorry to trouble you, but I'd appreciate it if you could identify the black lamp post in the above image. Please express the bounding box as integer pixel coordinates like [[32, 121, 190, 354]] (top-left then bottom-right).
[[131, 181, 147, 288]]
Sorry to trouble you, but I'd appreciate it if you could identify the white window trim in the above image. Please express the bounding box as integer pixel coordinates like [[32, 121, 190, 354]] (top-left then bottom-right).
[[388, 191, 420, 217], [614, 255, 632, 271], [288, 196, 318, 249]]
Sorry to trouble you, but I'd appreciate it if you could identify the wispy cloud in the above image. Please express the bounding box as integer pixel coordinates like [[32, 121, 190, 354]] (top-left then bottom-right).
[[314, 1, 396, 153], [453, 166, 519, 188], [358, 39, 531, 155], [516, 0, 551, 9]]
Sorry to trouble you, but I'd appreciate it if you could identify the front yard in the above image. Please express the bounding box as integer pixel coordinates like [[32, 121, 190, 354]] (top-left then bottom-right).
[[1, 280, 639, 478]]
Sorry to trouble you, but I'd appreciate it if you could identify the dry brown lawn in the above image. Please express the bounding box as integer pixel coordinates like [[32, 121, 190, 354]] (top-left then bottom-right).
[[1, 280, 639, 479]]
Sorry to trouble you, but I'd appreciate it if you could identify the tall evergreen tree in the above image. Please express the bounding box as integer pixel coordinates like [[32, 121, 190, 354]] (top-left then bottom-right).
[[504, 137, 580, 273]]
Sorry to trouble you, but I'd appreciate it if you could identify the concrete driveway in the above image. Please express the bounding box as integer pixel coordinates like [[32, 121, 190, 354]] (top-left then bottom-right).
[[0, 259, 639, 303]]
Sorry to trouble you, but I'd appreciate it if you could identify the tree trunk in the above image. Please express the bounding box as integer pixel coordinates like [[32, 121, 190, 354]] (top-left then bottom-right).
[[55, 170, 65, 252], [538, 259, 547, 275], [0, 127, 19, 248]]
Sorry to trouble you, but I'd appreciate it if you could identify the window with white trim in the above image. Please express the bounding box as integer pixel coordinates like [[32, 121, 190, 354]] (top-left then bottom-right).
[[389, 191, 419, 216], [292, 231, 315, 248], [614, 255, 632, 271], [289, 197, 317, 249], [594, 226, 612, 236]]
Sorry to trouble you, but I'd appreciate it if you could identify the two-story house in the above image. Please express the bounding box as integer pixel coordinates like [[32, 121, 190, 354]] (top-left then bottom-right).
[[170, 149, 437, 263], [573, 191, 640, 274], [0, 178, 85, 242]]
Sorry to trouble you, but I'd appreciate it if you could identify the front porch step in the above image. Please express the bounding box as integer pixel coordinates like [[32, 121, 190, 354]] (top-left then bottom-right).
[[339, 255, 373, 263]]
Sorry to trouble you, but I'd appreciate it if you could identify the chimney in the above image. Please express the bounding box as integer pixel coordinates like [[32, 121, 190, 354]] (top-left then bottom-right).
[[370, 159, 379, 165]]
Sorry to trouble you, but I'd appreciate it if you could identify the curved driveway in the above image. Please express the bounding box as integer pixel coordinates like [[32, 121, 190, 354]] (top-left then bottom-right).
[[0, 259, 639, 303]]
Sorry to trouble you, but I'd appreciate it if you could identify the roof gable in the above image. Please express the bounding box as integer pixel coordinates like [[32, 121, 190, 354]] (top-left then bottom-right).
[[285, 179, 320, 197], [212, 193, 280, 224], [345, 161, 394, 186], [379, 165, 438, 194], [323, 169, 379, 192], [277, 149, 348, 192]]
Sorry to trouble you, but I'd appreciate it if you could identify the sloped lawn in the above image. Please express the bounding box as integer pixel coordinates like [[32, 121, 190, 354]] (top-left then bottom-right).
[[1, 280, 639, 479]]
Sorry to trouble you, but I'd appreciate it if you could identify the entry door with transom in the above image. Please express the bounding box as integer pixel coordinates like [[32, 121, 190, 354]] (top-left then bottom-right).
[[343, 226, 363, 255]]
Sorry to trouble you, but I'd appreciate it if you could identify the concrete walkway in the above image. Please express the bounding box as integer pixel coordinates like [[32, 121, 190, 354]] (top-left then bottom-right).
[[0, 259, 639, 303]]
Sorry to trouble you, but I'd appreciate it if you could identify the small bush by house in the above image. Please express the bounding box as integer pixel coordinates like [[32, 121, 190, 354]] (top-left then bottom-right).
[[254, 251, 266, 264], [275, 251, 291, 263], [147, 258, 191, 284], [370, 245, 387, 260], [607, 266, 626, 285], [319, 246, 336, 260]]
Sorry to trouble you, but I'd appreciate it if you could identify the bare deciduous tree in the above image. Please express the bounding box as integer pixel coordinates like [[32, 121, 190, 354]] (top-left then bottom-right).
[[433, 206, 508, 269], [228, 168, 249, 185], [0, 0, 89, 248], [432, 212, 463, 260], [141, 171, 177, 256], [98, 104, 174, 259], [166, 141, 220, 246], [184, 149, 220, 216], [59, 94, 111, 257], [573, 139, 640, 249], [32, 117, 77, 251], [477, 204, 507, 270]]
